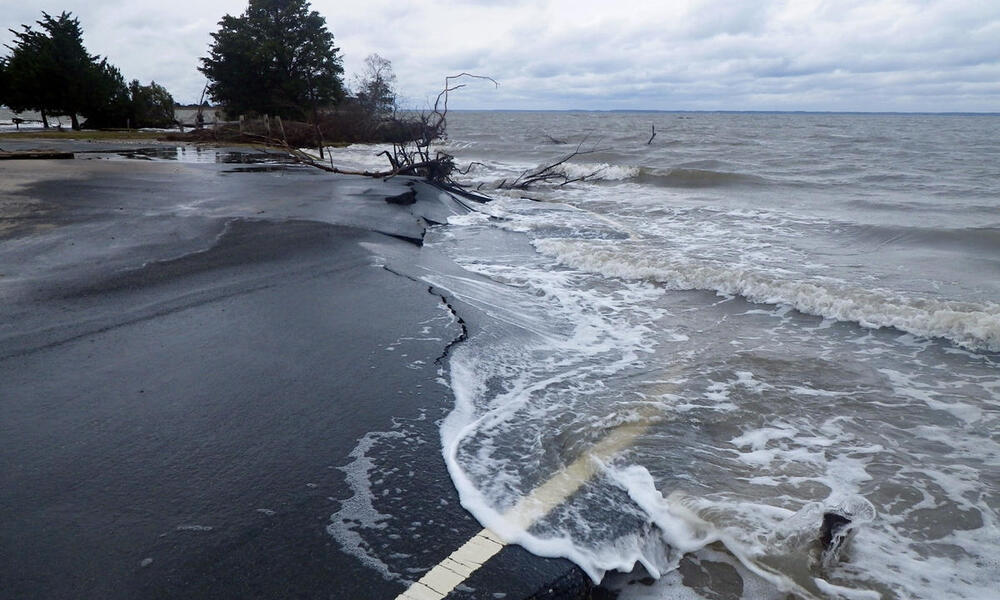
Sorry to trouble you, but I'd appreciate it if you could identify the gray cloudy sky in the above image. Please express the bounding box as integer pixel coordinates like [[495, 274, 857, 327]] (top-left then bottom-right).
[[4, 0, 999, 111]]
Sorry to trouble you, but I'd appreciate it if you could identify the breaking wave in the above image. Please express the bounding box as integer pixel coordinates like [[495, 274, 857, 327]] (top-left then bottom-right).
[[520, 162, 769, 188], [556, 161, 640, 181], [534, 238, 1000, 351], [433, 111, 1000, 600], [638, 167, 770, 188], [842, 223, 1000, 254], [563, 164, 769, 187]]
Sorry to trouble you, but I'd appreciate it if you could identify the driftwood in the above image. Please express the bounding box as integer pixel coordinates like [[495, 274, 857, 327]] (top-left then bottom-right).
[[497, 139, 609, 189], [455, 161, 487, 175], [178, 73, 500, 207], [647, 123, 656, 144], [283, 72, 499, 186], [195, 84, 209, 129], [376, 72, 498, 182]]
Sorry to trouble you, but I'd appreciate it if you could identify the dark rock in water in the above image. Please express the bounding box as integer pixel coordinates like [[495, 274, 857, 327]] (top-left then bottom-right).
[[820, 511, 852, 552], [384, 189, 417, 205]]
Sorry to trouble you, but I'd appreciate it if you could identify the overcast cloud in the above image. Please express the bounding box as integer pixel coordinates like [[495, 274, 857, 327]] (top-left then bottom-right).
[[3, 0, 998, 111]]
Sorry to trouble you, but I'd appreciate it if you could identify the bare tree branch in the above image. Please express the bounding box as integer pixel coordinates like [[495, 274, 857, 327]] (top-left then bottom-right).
[[499, 137, 610, 190], [361, 72, 498, 183], [455, 161, 488, 175]]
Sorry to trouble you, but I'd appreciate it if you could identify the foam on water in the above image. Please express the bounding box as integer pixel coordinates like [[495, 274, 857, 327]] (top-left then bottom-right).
[[555, 161, 640, 181], [330, 113, 999, 599], [422, 178, 998, 598], [533, 237, 1000, 351], [327, 430, 406, 580], [312, 143, 401, 172]]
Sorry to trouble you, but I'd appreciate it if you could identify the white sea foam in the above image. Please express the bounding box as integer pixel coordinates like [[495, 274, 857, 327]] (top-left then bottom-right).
[[432, 208, 993, 599], [311, 143, 398, 172], [175, 524, 213, 532], [426, 225, 671, 583], [533, 238, 1000, 352], [422, 114, 1000, 600], [555, 161, 640, 182], [327, 431, 406, 580]]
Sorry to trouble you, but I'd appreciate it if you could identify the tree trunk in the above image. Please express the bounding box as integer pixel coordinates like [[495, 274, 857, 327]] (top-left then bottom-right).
[[70, 113, 80, 131], [311, 102, 324, 159], [41, 110, 49, 129]]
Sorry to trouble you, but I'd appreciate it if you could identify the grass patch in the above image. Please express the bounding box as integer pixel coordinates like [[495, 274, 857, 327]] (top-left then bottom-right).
[[0, 130, 170, 141]]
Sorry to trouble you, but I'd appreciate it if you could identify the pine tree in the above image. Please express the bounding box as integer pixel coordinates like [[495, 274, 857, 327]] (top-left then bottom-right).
[[200, 0, 345, 119], [3, 15, 59, 126], [129, 80, 176, 128], [2, 11, 133, 130], [0, 58, 9, 108]]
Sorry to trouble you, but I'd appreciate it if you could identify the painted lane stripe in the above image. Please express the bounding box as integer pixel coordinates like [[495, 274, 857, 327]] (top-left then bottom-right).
[[504, 417, 655, 530], [397, 529, 505, 600], [396, 382, 676, 599], [394, 413, 659, 600]]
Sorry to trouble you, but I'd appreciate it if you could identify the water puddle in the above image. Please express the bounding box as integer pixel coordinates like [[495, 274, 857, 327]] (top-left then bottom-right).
[[111, 146, 297, 164]]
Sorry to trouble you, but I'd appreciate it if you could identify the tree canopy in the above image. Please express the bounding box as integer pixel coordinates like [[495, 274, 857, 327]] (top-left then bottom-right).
[[1, 11, 176, 129], [354, 53, 397, 119], [80, 60, 131, 128], [0, 58, 8, 103], [200, 0, 345, 120], [3, 12, 91, 126], [128, 80, 177, 128]]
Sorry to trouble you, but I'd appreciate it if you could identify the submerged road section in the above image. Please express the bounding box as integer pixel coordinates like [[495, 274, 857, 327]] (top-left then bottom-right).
[[0, 145, 589, 599]]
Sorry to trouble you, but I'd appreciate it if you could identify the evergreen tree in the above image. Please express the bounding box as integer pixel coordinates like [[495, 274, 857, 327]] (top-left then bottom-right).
[[128, 80, 176, 128], [2, 11, 137, 129], [200, 0, 344, 119], [0, 58, 8, 107], [3, 15, 57, 125], [79, 60, 131, 128]]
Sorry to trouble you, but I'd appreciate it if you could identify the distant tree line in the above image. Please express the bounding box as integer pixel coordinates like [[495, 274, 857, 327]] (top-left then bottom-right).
[[0, 11, 176, 129], [0, 1, 404, 139]]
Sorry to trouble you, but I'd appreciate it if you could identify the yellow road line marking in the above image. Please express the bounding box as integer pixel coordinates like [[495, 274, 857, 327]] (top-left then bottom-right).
[[395, 380, 677, 598], [397, 529, 504, 600]]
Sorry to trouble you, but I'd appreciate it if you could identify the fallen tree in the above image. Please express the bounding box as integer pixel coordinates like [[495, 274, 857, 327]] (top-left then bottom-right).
[[370, 72, 498, 181], [167, 73, 605, 202], [285, 73, 498, 185], [494, 138, 611, 190], [167, 72, 497, 191]]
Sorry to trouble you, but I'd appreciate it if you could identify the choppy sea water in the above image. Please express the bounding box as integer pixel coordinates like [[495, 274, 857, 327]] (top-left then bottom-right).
[[329, 112, 999, 599]]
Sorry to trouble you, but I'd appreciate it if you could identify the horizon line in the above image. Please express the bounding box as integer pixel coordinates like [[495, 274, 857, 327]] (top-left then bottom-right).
[[6, 105, 997, 117], [397, 108, 1000, 115]]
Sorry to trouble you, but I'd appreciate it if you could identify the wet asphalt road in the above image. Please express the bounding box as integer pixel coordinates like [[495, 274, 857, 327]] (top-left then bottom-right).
[[0, 148, 586, 600]]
